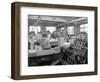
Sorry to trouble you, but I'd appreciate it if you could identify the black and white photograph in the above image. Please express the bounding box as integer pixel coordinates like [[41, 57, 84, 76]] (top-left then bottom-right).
[[28, 15, 88, 66], [11, 2, 97, 79]]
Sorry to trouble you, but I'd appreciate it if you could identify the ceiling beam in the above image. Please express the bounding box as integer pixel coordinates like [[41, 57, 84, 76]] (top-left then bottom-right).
[[56, 17, 87, 27]]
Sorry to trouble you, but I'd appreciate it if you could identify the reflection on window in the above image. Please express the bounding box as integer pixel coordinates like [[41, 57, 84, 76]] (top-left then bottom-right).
[[46, 26, 56, 33], [29, 26, 41, 34], [68, 26, 74, 35], [80, 24, 88, 33]]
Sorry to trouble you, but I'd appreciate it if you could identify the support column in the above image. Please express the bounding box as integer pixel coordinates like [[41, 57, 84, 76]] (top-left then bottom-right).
[[74, 24, 80, 36], [41, 25, 46, 33], [56, 26, 61, 32], [63, 25, 68, 36]]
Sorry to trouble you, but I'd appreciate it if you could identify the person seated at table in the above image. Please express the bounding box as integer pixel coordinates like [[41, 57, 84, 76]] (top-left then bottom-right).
[[36, 32, 42, 40], [34, 41, 42, 51], [51, 31, 59, 39], [47, 31, 52, 40], [38, 33, 51, 50], [28, 31, 36, 50], [28, 31, 36, 42], [64, 34, 72, 42]]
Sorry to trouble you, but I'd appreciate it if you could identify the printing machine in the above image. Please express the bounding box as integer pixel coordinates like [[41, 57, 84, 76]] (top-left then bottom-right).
[[61, 38, 88, 64]]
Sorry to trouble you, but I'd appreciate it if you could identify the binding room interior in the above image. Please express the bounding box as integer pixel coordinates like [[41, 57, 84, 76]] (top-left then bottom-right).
[[28, 15, 88, 66]]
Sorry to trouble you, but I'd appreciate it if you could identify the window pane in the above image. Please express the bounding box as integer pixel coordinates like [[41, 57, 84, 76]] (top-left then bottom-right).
[[80, 24, 88, 33], [67, 26, 74, 35], [29, 26, 41, 34], [46, 26, 56, 33]]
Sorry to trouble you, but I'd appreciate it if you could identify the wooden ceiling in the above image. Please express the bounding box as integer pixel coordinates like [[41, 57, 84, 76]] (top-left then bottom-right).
[[28, 15, 87, 27]]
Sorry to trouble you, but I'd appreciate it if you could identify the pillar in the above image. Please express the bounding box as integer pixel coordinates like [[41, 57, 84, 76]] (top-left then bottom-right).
[[41, 25, 46, 33], [56, 26, 61, 32], [74, 24, 80, 36], [63, 25, 68, 36]]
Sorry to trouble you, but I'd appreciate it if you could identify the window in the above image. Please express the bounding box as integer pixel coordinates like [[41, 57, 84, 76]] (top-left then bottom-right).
[[46, 26, 56, 33], [29, 26, 33, 32], [80, 24, 88, 33], [67, 26, 74, 35], [29, 26, 41, 34]]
